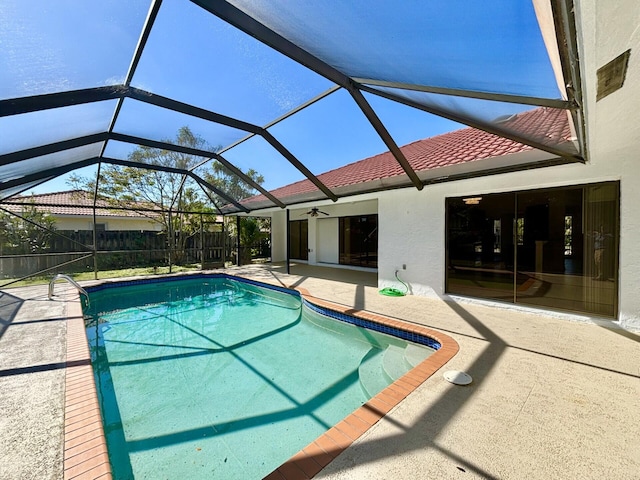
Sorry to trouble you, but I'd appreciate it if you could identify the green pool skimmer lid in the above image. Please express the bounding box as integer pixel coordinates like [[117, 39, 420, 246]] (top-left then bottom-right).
[[379, 270, 408, 297]]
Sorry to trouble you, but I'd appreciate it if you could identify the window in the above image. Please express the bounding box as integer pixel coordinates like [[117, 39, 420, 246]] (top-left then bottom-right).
[[446, 182, 619, 317]]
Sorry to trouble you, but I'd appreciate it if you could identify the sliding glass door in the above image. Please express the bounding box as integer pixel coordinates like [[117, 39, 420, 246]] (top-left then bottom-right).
[[289, 220, 308, 260], [446, 182, 619, 317], [339, 215, 378, 267], [447, 192, 516, 302]]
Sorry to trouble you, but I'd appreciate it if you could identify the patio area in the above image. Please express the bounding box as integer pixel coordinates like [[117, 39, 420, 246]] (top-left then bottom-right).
[[1, 263, 638, 479]]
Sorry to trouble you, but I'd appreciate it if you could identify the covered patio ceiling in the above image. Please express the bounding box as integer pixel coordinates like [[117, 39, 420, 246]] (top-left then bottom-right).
[[0, 0, 584, 215]]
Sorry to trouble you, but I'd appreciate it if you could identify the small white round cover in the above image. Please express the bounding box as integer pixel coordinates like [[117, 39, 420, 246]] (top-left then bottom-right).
[[443, 370, 473, 385]]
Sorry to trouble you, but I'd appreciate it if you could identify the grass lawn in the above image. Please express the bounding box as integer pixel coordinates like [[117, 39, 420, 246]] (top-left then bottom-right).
[[1, 264, 205, 289]]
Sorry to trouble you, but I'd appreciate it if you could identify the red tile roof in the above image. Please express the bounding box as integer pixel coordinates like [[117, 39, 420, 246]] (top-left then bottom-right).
[[1, 190, 156, 218], [242, 107, 574, 208]]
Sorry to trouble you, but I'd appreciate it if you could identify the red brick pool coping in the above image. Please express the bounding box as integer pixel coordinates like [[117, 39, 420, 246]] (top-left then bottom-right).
[[62, 282, 459, 480], [64, 299, 112, 479], [263, 287, 459, 479]]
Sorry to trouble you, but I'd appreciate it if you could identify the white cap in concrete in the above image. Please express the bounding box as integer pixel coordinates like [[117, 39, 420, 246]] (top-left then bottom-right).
[[443, 370, 472, 385]]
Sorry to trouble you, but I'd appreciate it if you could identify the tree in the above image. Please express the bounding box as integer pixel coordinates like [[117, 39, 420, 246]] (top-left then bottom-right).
[[0, 203, 56, 255], [68, 126, 264, 264], [238, 216, 270, 264], [204, 163, 264, 203], [204, 163, 268, 263]]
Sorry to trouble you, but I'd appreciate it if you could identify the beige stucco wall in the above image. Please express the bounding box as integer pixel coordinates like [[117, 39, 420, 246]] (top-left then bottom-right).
[[270, 211, 287, 262], [53, 215, 162, 231]]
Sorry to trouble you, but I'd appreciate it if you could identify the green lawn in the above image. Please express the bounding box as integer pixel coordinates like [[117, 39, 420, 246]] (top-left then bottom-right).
[[1, 264, 205, 289]]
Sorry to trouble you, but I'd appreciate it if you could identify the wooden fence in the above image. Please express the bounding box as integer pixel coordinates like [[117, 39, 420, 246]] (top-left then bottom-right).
[[0, 229, 229, 279]]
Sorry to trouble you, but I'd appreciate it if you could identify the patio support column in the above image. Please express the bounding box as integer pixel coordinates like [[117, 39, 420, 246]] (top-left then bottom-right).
[[221, 216, 226, 266], [92, 163, 101, 280], [236, 216, 241, 266], [200, 213, 204, 269], [286, 209, 290, 275], [168, 208, 173, 273]]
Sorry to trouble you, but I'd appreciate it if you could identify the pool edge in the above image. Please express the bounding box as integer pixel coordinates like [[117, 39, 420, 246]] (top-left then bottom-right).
[[63, 274, 458, 480], [263, 287, 459, 480], [64, 297, 113, 480]]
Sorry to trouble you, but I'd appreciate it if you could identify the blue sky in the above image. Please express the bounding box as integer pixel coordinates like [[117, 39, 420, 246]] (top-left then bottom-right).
[[0, 0, 560, 197]]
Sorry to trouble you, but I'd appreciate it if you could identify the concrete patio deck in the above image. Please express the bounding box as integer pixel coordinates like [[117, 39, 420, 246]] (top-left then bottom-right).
[[1, 263, 639, 479]]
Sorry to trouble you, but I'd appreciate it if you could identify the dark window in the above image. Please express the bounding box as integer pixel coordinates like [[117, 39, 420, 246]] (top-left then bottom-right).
[[339, 214, 377, 268], [446, 182, 619, 317]]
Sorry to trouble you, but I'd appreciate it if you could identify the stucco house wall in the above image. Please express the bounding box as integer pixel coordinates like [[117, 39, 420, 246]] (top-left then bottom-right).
[[271, 212, 287, 263], [1, 191, 165, 232], [53, 215, 162, 232]]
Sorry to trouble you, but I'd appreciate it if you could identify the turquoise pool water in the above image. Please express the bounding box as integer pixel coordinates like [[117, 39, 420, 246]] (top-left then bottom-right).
[[83, 275, 435, 479]]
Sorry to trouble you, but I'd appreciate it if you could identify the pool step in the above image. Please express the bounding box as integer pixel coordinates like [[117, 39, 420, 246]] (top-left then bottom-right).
[[403, 343, 432, 368], [359, 343, 436, 399], [358, 348, 388, 398], [382, 344, 408, 382]]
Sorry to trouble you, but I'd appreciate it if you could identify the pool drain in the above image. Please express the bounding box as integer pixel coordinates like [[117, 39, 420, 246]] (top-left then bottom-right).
[[443, 370, 472, 385]]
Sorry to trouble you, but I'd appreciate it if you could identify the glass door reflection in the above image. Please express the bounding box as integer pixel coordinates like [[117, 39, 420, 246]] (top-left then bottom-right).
[[446, 182, 618, 317], [446, 193, 516, 302]]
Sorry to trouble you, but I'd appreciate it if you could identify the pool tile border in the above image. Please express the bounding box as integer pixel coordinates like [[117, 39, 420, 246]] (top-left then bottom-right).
[[303, 298, 441, 349], [264, 287, 459, 480], [64, 299, 112, 480], [65, 274, 458, 480]]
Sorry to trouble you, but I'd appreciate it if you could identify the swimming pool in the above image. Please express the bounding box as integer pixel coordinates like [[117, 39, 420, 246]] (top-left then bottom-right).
[[82, 274, 444, 479]]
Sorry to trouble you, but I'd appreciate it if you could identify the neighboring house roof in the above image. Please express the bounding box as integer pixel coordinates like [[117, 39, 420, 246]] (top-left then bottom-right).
[[0, 190, 158, 219], [240, 107, 574, 209]]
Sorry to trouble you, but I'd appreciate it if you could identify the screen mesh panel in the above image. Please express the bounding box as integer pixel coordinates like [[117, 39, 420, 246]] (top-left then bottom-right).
[[228, 0, 562, 98], [131, 0, 334, 126], [102, 140, 211, 167], [0, 101, 117, 155], [365, 87, 578, 155], [0, 0, 150, 100], [0, 179, 53, 201], [0, 0, 583, 208], [357, 93, 464, 157], [112, 98, 246, 150], [267, 89, 389, 177], [189, 162, 250, 208], [2, 143, 102, 184], [101, 141, 141, 162], [222, 135, 319, 194]]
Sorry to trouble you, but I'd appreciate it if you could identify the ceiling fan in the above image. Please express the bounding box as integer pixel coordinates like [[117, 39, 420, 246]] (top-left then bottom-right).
[[302, 207, 330, 217]]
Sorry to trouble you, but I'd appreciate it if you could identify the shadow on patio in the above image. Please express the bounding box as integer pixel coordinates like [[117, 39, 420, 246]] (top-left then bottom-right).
[[230, 263, 640, 479]]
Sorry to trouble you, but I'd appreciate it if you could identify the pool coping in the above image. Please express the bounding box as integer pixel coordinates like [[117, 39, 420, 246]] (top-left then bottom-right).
[[62, 275, 459, 480], [263, 287, 459, 480], [64, 298, 112, 480]]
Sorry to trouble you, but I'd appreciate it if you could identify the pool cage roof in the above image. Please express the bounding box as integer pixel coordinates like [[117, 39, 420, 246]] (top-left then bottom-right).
[[0, 0, 585, 215]]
